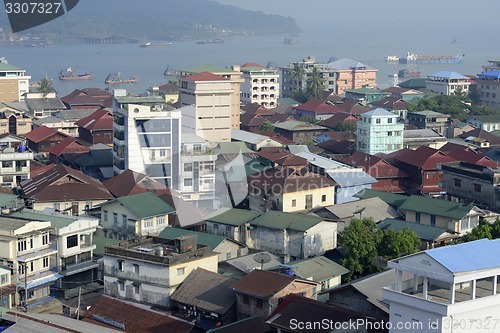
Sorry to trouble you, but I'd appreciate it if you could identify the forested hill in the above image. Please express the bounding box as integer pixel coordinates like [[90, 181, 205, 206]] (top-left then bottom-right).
[[0, 0, 301, 41]]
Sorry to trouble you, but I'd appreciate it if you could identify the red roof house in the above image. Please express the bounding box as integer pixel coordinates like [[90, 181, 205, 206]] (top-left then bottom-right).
[[294, 100, 344, 120], [47, 136, 90, 164], [24, 125, 68, 153], [75, 108, 113, 145]]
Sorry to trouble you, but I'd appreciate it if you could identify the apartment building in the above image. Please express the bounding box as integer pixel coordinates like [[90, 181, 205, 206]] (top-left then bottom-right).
[[356, 108, 404, 155], [239, 63, 279, 108], [0, 59, 30, 102]]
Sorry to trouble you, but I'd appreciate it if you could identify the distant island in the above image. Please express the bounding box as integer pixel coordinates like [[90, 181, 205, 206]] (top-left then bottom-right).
[[0, 0, 301, 43]]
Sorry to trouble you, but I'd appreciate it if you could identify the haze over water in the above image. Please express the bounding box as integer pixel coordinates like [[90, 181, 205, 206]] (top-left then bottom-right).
[[1, 0, 499, 97]]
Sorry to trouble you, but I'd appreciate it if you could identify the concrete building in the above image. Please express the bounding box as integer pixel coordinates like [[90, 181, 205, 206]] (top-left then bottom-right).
[[0, 59, 30, 102], [179, 73, 233, 143], [383, 239, 500, 333], [467, 114, 500, 132], [103, 236, 218, 308], [475, 70, 500, 107], [0, 218, 58, 306], [407, 110, 450, 136], [357, 108, 404, 155], [204, 208, 261, 243], [240, 63, 279, 108], [231, 129, 283, 151], [403, 129, 448, 150], [24, 92, 67, 118], [0, 265, 15, 308], [0, 133, 33, 188], [0, 104, 32, 136], [112, 92, 181, 188], [426, 71, 471, 96], [179, 65, 243, 129]]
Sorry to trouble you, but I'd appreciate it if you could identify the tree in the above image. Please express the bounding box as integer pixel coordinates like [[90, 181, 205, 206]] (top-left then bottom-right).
[[377, 228, 421, 260], [306, 67, 324, 100], [259, 121, 275, 133], [37, 76, 55, 93], [461, 220, 493, 242], [339, 218, 380, 282], [289, 62, 305, 91]]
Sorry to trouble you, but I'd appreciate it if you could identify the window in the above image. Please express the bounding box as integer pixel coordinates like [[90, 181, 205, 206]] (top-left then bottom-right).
[[118, 281, 125, 291], [184, 178, 193, 187], [193, 144, 202, 153], [461, 218, 469, 230], [113, 213, 118, 225], [42, 233, 49, 245], [134, 284, 140, 294], [256, 299, 263, 308], [226, 252, 232, 260], [117, 260, 124, 271], [122, 214, 127, 227], [291, 199, 297, 207], [305, 194, 313, 210], [376, 118, 381, 124], [321, 194, 326, 202], [177, 267, 185, 276], [278, 297, 284, 305], [67, 235, 78, 248], [243, 295, 249, 304], [18, 264, 25, 275], [157, 217, 164, 225], [454, 179, 461, 187], [17, 238, 27, 252], [103, 210, 108, 222], [474, 184, 482, 192], [415, 212, 421, 224], [310, 234, 316, 244], [133, 264, 139, 274], [0, 273, 8, 285], [387, 131, 392, 136], [388, 118, 393, 123], [43, 257, 49, 268], [184, 163, 193, 172], [430, 215, 436, 226]]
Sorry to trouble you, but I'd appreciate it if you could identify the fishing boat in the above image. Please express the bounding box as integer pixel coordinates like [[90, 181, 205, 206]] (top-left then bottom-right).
[[398, 67, 421, 78], [139, 41, 172, 48], [59, 68, 93, 80], [105, 73, 137, 84], [399, 52, 464, 64]]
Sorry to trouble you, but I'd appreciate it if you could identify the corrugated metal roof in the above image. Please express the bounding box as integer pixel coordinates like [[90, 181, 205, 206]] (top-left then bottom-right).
[[361, 107, 397, 118], [398, 195, 477, 220], [158, 227, 227, 250], [424, 239, 500, 273], [428, 70, 468, 79], [284, 256, 349, 281], [319, 197, 401, 222], [249, 211, 326, 232], [10, 209, 78, 229], [354, 188, 409, 207], [225, 251, 282, 273], [377, 218, 453, 241], [326, 58, 373, 70], [203, 208, 260, 226], [231, 129, 274, 145], [478, 70, 500, 79], [327, 170, 377, 187], [115, 192, 175, 219]]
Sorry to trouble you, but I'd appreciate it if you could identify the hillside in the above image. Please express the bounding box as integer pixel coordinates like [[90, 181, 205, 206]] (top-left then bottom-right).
[[0, 0, 301, 41]]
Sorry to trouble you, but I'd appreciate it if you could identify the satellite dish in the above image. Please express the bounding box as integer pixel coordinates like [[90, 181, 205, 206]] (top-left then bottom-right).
[[253, 252, 272, 270], [353, 206, 366, 216]]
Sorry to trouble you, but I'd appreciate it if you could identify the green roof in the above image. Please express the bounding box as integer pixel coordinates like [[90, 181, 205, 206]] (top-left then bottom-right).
[[250, 211, 325, 232], [158, 227, 227, 250], [377, 218, 454, 241], [398, 78, 427, 89], [283, 256, 349, 281], [399, 196, 476, 220], [93, 235, 121, 256], [490, 130, 500, 137], [0, 62, 23, 72], [203, 208, 260, 227], [182, 64, 236, 74], [354, 189, 409, 208], [215, 142, 254, 154], [410, 110, 448, 117], [345, 88, 388, 95], [0, 193, 19, 207], [10, 210, 77, 229], [116, 192, 175, 219]]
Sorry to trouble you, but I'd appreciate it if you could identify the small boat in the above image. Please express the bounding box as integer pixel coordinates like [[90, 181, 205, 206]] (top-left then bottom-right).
[[196, 38, 224, 44], [105, 73, 137, 84], [59, 68, 93, 80], [164, 66, 180, 76], [139, 41, 172, 48], [384, 55, 400, 62], [398, 67, 421, 78], [399, 52, 464, 64]]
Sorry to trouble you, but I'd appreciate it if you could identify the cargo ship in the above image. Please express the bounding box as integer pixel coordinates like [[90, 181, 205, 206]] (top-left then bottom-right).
[[59, 68, 93, 80], [399, 52, 464, 64], [105, 73, 137, 84]]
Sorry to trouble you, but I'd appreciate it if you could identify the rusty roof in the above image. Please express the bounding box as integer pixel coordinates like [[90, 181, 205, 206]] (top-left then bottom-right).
[[47, 137, 90, 157], [24, 126, 65, 143], [75, 109, 113, 131], [103, 169, 179, 198], [295, 99, 344, 114]]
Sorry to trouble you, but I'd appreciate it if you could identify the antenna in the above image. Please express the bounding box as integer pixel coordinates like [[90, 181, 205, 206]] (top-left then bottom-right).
[[253, 252, 272, 270]]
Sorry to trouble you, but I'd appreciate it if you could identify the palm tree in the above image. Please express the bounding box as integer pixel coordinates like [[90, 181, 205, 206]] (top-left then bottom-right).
[[306, 67, 324, 99], [37, 76, 55, 93], [289, 62, 305, 91]]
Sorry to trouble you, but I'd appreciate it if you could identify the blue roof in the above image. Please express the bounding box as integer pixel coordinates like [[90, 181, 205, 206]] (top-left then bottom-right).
[[428, 71, 467, 79], [361, 108, 397, 118], [327, 170, 377, 187], [478, 70, 500, 79], [425, 239, 500, 273], [326, 58, 373, 70]]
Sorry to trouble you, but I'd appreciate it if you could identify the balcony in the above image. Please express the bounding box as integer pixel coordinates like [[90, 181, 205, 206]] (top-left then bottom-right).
[[17, 244, 57, 262], [60, 258, 99, 277], [103, 266, 169, 286], [16, 267, 60, 290]]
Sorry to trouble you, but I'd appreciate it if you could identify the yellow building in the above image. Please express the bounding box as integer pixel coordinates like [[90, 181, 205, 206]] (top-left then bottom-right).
[[0, 59, 30, 102]]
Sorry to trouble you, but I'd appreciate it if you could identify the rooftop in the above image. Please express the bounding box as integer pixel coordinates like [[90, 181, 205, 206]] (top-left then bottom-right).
[[326, 58, 374, 70], [10, 209, 78, 229], [377, 218, 455, 242], [428, 71, 468, 79], [278, 256, 349, 282], [361, 107, 398, 118], [158, 227, 228, 250], [203, 208, 260, 227], [273, 120, 326, 131], [354, 188, 409, 208], [114, 192, 175, 219], [398, 195, 478, 220], [249, 211, 327, 232]]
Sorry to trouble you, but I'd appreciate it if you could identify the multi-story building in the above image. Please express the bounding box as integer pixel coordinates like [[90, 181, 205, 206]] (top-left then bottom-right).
[[467, 114, 500, 132], [239, 63, 279, 108], [112, 91, 181, 188], [0, 103, 32, 136], [426, 71, 471, 96], [179, 133, 216, 210], [0, 58, 30, 102], [0, 218, 57, 306], [474, 70, 500, 107], [0, 133, 33, 188], [103, 236, 218, 308], [179, 65, 243, 129], [179, 73, 233, 143], [0, 265, 15, 308], [383, 239, 500, 333], [356, 108, 404, 155], [24, 92, 67, 118], [407, 110, 450, 136]]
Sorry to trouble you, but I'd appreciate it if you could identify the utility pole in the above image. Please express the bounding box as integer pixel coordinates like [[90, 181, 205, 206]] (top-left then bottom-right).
[[76, 287, 82, 320], [24, 262, 27, 308]]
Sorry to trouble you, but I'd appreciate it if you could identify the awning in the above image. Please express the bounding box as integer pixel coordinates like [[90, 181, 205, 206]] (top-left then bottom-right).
[[17, 274, 63, 290]]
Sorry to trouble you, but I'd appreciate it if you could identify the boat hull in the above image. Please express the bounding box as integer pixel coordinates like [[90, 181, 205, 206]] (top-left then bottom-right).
[[59, 74, 93, 80], [399, 57, 463, 64]]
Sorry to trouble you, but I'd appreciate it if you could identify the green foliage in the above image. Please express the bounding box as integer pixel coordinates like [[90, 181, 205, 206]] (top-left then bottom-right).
[[259, 121, 275, 133], [305, 67, 325, 100], [37, 77, 55, 93], [290, 89, 309, 104], [460, 219, 500, 243], [339, 218, 421, 282], [290, 63, 305, 91], [407, 94, 500, 121], [332, 122, 355, 132]]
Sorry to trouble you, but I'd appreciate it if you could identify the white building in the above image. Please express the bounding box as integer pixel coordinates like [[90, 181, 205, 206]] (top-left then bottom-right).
[[0, 59, 30, 102], [179, 72, 233, 143], [103, 236, 218, 308], [383, 239, 500, 333], [357, 108, 404, 155], [179, 133, 216, 210], [426, 71, 471, 96], [231, 129, 283, 151], [0, 133, 33, 188], [239, 63, 279, 108], [112, 91, 182, 188], [475, 70, 500, 107]]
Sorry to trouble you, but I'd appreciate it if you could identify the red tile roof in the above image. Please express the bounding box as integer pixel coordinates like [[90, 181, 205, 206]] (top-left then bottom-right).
[[256, 148, 308, 166], [61, 88, 112, 108], [241, 62, 263, 68], [183, 71, 229, 81], [47, 137, 90, 157], [83, 295, 193, 333], [337, 100, 372, 115], [395, 146, 456, 169], [439, 143, 498, 167], [345, 152, 408, 178], [103, 169, 179, 198], [241, 103, 274, 116], [240, 113, 266, 128], [319, 131, 356, 142], [260, 132, 295, 145], [24, 126, 64, 143], [75, 108, 113, 131], [319, 113, 359, 128], [21, 164, 113, 202], [30, 164, 57, 178], [295, 100, 344, 114], [317, 139, 357, 155], [370, 97, 410, 110]]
